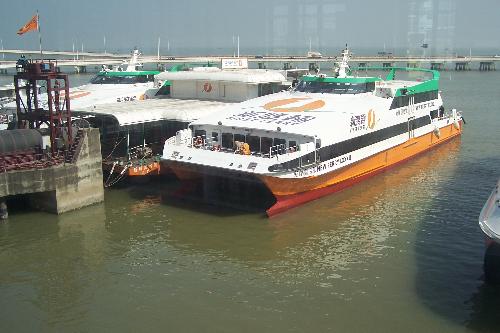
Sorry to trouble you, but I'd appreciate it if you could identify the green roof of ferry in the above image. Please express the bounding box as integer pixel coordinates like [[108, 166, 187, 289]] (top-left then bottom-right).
[[302, 66, 440, 97], [97, 70, 160, 77]]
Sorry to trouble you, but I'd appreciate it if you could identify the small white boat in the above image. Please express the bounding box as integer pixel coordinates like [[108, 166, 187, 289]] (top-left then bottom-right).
[[479, 179, 500, 281], [479, 179, 500, 243]]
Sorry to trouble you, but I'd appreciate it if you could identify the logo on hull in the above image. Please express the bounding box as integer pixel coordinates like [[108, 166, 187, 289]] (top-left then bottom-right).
[[263, 98, 325, 112], [203, 82, 213, 93], [367, 109, 376, 129]]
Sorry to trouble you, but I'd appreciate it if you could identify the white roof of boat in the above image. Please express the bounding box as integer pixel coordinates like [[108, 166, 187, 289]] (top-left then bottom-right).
[[156, 69, 287, 84], [72, 98, 233, 126], [190, 90, 391, 140]]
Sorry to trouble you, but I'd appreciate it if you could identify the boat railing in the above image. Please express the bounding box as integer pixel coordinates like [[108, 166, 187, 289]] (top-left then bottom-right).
[[187, 136, 302, 159], [269, 143, 300, 159], [165, 136, 177, 146]]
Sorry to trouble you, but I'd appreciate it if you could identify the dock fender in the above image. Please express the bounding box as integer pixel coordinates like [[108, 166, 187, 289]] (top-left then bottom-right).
[[433, 126, 441, 138]]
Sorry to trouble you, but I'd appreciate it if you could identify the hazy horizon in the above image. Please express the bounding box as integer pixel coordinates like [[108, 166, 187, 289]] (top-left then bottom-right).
[[1, 0, 499, 56]]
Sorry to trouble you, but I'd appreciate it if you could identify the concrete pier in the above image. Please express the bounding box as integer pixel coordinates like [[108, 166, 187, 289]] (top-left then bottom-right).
[[430, 62, 445, 70], [455, 62, 470, 71], [308, 63, 319, 72], [0, 128, 104, 216], [74, 65, 87, 73], [479, 62, 495, 71]]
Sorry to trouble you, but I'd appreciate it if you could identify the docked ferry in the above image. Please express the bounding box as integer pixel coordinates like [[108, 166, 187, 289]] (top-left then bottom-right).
[[161, 48, 464, 216], [1, 49, 165, 116]]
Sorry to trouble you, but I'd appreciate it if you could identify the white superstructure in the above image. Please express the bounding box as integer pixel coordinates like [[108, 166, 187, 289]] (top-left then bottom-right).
[[161, 48, 464, 216]]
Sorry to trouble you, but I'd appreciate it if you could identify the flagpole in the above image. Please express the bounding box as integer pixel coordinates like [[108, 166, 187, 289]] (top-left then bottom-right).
[[37, 10, 43, 59]]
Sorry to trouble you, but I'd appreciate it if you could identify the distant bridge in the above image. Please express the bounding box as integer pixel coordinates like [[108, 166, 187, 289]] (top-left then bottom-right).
[[0, 49, 498, 73]]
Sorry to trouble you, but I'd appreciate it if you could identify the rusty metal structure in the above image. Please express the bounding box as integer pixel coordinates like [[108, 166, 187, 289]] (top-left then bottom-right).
[[13, 58, 72, 155]]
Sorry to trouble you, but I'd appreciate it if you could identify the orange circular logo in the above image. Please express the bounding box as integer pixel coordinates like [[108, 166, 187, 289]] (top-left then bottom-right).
[[263, 98, 325, 112], [203, 82, 212, 93], [367, 109, 376, 129]]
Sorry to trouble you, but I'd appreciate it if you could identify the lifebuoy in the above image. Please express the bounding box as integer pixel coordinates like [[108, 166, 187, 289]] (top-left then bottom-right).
[[194, 137, 203, 147]]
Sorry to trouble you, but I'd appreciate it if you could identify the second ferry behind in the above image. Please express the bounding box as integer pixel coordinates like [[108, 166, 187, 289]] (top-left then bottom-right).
[[162, 47, 464, 216]]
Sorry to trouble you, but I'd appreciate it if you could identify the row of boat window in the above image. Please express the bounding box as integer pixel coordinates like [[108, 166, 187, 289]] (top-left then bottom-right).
[[430, 107, 445, 119], [89, 75, 155, 84], [294, 81, 376, 94], [390, 90, 439, 109], [194, 129, 295, 154], [269, 115, 432, 172]]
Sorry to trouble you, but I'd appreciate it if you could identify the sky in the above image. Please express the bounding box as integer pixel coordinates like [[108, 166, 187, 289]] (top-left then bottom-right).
[[1, 0, 499, 56]]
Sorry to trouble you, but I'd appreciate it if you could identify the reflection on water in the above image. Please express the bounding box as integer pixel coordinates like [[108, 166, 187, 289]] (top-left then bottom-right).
[[2, 71, 500, 332]]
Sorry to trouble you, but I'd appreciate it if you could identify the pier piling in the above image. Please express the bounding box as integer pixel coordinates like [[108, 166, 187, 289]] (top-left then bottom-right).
[[455, 62, 470, 71], [0, 200, 7, 220], [430, 62, 445, 70], [479, 62, 495, 71]]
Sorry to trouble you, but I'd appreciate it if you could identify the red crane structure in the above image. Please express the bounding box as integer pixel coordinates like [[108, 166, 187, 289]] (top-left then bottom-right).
[[14, 58, 73, 155]]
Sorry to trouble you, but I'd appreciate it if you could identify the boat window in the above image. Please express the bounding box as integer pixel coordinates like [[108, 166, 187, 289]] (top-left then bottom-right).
[[261, 137, 273, 155], [221, 133, 233, 149], [258, 83, 274, 96], [234, 134, 246, 143], [390, 95, 410, 109], [294, 80, 375, 94], [89, 74, 152, 84], [194, 129, 206, 139], [273, 138, 287, 155], [144, 122, 162, 145], [289, 140, 297, 151], [430, 109, 439, 119], [211, 132, 219, 142], [301, 152, 315, 166], [247, 135, 260, 152]]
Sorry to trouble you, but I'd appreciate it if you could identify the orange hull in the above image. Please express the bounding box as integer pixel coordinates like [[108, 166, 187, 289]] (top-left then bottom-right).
[[262, 122, 462, 215]]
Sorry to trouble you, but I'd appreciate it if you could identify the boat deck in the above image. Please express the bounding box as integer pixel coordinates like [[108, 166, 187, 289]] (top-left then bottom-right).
[[72, 98, 235, 125]]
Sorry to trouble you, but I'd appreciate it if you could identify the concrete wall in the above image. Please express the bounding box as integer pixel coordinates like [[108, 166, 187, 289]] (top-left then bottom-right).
[[0, 128, 104, 214]]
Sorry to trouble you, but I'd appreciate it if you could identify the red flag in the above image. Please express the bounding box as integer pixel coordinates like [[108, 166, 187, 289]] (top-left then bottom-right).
[[17, 14, 38, 35]]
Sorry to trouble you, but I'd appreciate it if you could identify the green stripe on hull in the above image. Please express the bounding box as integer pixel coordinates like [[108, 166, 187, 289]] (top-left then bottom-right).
[[97, 71, 160, 77]]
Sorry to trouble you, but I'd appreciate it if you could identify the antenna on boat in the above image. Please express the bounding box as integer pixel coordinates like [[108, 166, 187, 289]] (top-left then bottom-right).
[[126, 48, 142, 71], [157, 37, 161, 61], [334, 44, 350, 78]]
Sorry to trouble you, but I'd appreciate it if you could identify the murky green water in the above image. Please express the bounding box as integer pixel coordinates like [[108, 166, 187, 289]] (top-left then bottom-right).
[[1, 71, 500, 332]]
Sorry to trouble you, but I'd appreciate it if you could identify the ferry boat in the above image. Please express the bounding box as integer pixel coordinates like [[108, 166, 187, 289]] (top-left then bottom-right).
[[1, 49, 167, 117], [479, 179, 500, 281], [51, 48, 167, 106], [161, 47, 464, 216]]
